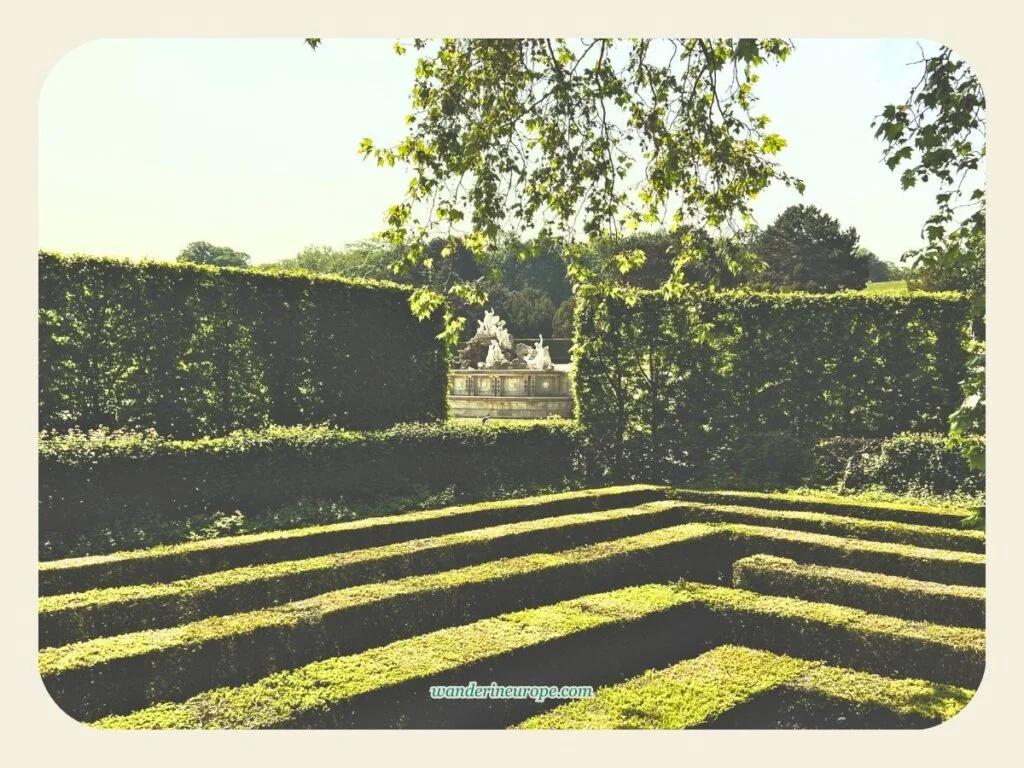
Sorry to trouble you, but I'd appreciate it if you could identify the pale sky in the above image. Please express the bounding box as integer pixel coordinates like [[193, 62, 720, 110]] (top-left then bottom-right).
[[38, 38, 968, 265]]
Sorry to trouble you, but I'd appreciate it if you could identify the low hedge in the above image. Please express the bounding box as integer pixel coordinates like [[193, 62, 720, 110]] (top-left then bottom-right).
[[42, 520, 983, 720], [90, 580, 983, 729], [671, 501, 983, 553], [90, 584, 717, 730], [666, 488, 970, 528], [781, 663, 974, 723], [678, 582, 984, 689], [39, 420, 582, 539], [811, 432, 985, 496], [516, 645, 811, 730], [42, 496, 983, 645], [42, 510, 984, 649], [39, 485, 666, 596], [40, 499, 695, 646], [42, 524, 723, 721], [726, 525, 985, 587], [733, 555, 985, 628], [515, 645, 973, 729]]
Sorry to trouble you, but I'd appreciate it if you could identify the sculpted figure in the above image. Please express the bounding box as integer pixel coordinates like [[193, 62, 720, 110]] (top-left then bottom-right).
[[485, 339, 505, 368], [476, 310, 513, 351], [526, 334, 554, 370]]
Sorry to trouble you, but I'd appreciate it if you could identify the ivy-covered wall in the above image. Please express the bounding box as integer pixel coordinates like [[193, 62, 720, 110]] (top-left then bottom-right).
[[39, 252, 448, 437], [572, 288, 971, 482]]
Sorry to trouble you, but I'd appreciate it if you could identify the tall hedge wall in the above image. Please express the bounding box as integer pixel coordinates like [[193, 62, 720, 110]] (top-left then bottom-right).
[[573, 289, 970, 481], [39, 252, 448, 437]]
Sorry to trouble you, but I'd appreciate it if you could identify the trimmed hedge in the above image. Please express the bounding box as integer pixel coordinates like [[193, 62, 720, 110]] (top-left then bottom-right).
[[706, 662, 977, 730], [733, 555, 985, 628], [515, 645, 972, 729], [677, 582, 984, 688], [40, 499, 696, 646], [780, 664, 973, 723], [669, 501, 983, 553], [89, 584, 715, 730], [41, 519, 982, 720], [39, 420, 581, 539], [41, 496, 982, 645], [41, 525, 723, 721], [726, 525, 985, 587], [516, 645, 811, 729], [666, 488, 970, 528], [89, 580, 982, 729], [39, 486, 966, 597], [812, 432, 985, 496], [573, 288, 970, 481], [39, 252, 448, 437], [39, 485, 665, 596], [42, 504, 984, 648]]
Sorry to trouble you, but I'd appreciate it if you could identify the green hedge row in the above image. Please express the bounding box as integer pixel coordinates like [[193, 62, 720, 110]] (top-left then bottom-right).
[[40, 485, 663, 596], [766, 663, 973, 727], [88, 580, 982, 728], [39, 252, 448, 438], [39, 421, 581, 539], [41, 519, 982, 720], [39, 499, 694, 646], [516, 644, 972, 729], [517, 644, 812, 729], [727, 524, 985, 587], [733, 555, 985, 628], [674, 502, 983, 553], [573, 289, 971, 481], [42, 499, 982, 646], [682, 582, 984, 689], [90, 584, 718, 729], [665, 488, 969, 528], [42, 525, 722, 721], [811, 432, 986, 495]]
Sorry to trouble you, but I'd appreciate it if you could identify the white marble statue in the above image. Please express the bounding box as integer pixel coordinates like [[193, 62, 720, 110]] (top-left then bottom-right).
[[477, 309, 513, 351], [526, 334, 554, 370], [485, 339, 505, 368]]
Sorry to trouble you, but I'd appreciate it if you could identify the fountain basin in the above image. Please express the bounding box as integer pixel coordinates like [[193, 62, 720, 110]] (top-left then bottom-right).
[[448, 367, 573, 419]]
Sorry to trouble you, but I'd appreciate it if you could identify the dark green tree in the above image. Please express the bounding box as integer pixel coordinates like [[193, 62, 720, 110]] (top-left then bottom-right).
[[863, 249, 892, 282], [552, 298, 575, 338], [267, 242, 396, 280], [501, 288, 556, 338], [177, 241, 251, 268], [584, 229, 745, 290], [750, 205, 868, 292], [485, 234, 573, 306]]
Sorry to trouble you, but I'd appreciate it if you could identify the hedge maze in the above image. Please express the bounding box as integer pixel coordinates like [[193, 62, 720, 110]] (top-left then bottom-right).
[[39, 484, 984, 729]]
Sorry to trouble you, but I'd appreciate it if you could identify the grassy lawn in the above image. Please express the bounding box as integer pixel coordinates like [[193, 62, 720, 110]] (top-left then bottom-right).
[[863, 280, 908, 295]]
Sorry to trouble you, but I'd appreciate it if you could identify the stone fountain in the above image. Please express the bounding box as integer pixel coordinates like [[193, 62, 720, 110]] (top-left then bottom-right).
[[448, 310, 572, 419]]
